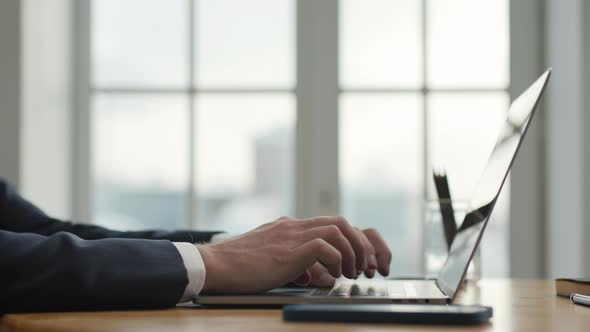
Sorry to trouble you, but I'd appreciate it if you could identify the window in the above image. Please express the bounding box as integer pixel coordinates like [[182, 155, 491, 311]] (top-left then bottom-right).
[[90, 0, 295, 233], [83, 0, 509, 276], [339, 0, 509, 276]]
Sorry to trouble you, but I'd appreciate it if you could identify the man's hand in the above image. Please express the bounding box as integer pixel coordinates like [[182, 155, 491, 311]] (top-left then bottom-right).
[[197, 216, 391, 293], [294, 228, 393, 288]]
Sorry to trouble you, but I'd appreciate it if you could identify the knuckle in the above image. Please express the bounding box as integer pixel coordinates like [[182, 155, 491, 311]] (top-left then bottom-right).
[[335, 215, 348, 225], [273, 245, 290, 259], [333, 215, 349, 229], [274, 251, 292, 266], [364, 227, 379, 238], [325, 225, 341, 238], [274, 216, 296, 229], [312, 238, 329, 250], [364, 227, 377, 235]]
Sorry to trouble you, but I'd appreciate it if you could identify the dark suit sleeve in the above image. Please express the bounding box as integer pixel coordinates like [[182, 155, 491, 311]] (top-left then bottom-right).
[[0, 229, 188, 313], [0, 179, 222, 242]]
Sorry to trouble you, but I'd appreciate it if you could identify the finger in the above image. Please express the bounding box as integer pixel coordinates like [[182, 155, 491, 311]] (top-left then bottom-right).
[[301, 225, 356, 278], [292, 238, 342, 278], [294, 270, 312, 286], [357, 228, 378, 278], [308, 263, 336, 288], [357, 229, 377, 270], [299, 216, 366, 272], [363, 228, 392, 276]]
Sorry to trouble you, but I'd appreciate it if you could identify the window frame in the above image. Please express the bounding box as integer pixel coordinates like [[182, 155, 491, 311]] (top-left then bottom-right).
[[73, 0, 298, 229], [72, 0, 521, 276]]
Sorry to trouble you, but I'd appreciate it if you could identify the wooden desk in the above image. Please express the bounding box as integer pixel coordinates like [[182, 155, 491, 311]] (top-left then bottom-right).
[[1, 279, 589, 332]]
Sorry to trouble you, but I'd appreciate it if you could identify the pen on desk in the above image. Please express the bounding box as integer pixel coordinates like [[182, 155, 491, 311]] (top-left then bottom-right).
[[570, 293, 590, 307]]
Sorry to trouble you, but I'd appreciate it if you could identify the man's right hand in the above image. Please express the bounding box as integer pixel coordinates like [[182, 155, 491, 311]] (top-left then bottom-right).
[[196, 216, 367, 294]]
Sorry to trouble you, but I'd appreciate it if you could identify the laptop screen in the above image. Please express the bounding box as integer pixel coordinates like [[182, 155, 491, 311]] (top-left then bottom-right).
[[436, 69, 551, 299]]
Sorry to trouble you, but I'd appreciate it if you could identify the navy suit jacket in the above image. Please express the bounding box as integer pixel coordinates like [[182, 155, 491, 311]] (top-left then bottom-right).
[[0, 179, 221, 313]]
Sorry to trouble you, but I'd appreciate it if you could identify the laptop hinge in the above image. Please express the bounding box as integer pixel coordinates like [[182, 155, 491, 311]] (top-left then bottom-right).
[[434, 278, 454, 300]]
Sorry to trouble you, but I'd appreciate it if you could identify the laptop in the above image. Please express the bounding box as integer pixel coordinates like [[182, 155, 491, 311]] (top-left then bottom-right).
[[194, 69, 552, 306]]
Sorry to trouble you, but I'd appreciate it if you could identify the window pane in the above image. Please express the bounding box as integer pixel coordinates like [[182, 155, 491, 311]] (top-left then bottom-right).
[[427, 93, 509, 201], [195, 0, 295, 88], [340, 0, 422, 88], [194, 94, 295, 233], [427, 0, 509, 88], [92, 94, 189, 230], [92, 0, 188, 87], [340, 93, 423, 276]]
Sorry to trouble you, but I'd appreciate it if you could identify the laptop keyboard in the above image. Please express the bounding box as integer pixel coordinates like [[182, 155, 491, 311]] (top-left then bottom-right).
[[316, 281, 406, 297]]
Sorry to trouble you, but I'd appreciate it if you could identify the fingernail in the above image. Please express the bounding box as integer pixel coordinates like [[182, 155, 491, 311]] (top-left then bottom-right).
[[369, 255, 377, 269]]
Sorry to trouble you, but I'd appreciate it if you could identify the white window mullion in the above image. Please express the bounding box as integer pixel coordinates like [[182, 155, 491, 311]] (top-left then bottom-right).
[[296, 0, 340, 218], [188, 0, 197, 230], [72, 0, 92, 224]]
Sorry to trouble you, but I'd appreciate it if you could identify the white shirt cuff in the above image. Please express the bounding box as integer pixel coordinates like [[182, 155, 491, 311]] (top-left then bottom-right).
[[173, 242, 206, 303]]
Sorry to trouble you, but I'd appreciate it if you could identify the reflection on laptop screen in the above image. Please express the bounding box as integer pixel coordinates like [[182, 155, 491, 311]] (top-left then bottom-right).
[[436, 69, 551, 298]]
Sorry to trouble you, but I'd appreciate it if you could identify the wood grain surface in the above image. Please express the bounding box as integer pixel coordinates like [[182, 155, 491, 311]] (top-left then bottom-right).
[[2, 279, 589, 332]]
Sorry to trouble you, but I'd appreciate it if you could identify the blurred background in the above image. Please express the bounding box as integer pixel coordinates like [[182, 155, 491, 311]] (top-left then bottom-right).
[[0, 0, 588, 279]]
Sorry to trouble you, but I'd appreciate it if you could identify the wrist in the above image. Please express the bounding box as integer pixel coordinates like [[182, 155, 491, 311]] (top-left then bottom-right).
[[196, 244, 221, 293]]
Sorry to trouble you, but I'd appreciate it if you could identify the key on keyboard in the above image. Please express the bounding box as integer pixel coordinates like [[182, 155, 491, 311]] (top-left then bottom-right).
[[326, 282, 388, 297]]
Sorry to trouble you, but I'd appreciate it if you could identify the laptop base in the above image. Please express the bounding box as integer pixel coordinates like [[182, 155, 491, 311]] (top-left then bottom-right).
[[194, 279, 449, 306]]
